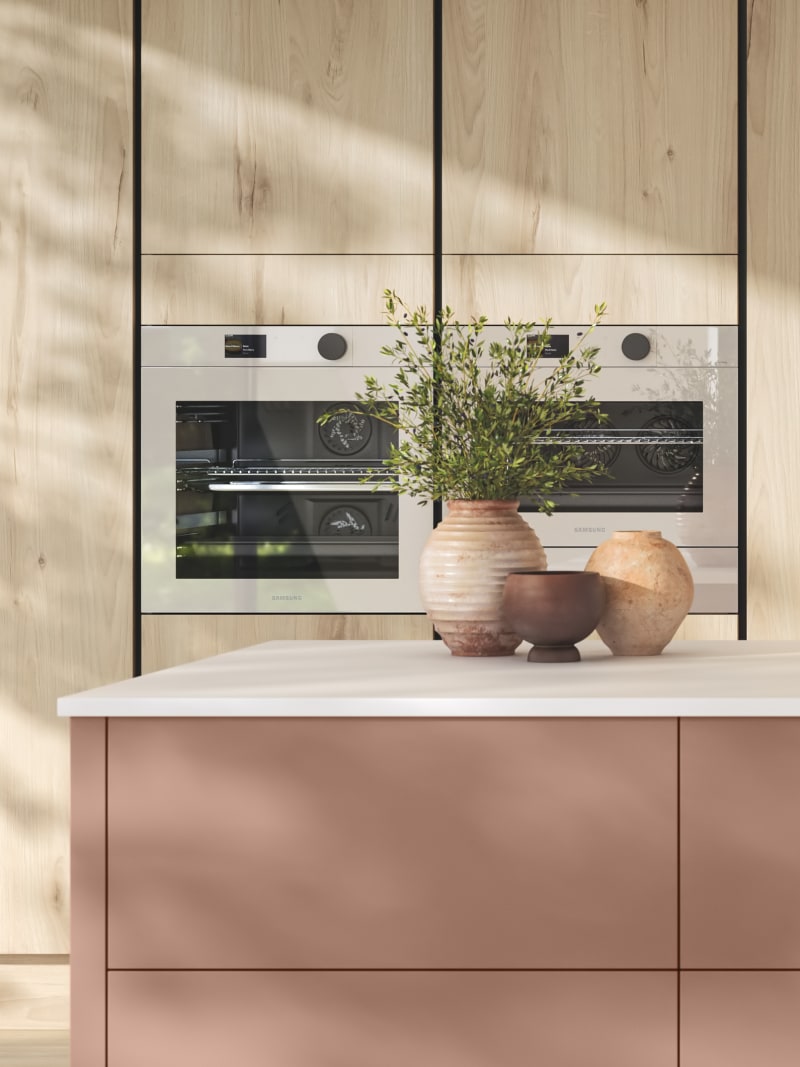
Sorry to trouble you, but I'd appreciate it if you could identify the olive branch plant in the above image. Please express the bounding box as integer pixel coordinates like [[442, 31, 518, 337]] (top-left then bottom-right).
[[318, 290, 609, 514]]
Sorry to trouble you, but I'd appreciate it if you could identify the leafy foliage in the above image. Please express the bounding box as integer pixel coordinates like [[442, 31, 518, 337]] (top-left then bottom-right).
[[318, 291, 609, 512]]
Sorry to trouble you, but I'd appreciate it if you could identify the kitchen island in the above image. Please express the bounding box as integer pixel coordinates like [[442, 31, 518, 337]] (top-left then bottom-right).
[[61, 640, 800, 1067]]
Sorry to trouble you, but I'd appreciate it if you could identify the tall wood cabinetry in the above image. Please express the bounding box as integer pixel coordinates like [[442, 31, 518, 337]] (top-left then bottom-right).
[[139, 0, 435, 672], [747, 0, 800, 638], [0, 0, 131, 1026], [442, 0, 738, 640]]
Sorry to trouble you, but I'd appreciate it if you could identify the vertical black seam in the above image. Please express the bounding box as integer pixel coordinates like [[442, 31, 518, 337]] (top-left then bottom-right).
[[433, 0, 442, 316], [737, 0, 748, 639], [132, 0, 142, 676], [432, 0, 443, 586]]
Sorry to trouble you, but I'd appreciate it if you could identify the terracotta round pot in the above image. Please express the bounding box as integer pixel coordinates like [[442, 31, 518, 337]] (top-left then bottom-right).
[[584, 530, 694, 656], [419, 500, 547, 656], [502, 570, 606, 662]]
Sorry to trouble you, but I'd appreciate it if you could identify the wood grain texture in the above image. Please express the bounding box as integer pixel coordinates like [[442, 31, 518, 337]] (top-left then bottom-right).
[[747, 0, 800, 638], [0, 965, 68, 1030], [142, 615, 433, 674], [142, 0, 432, 253], [671, 615, 738, 641], [443, 255, 738, 323], [141, 254, 434, 324], [443, 0, 737, 253], [109, 971, 676, 1067], [0, 0, 131, 953], [0, 1030, 69, 1066]]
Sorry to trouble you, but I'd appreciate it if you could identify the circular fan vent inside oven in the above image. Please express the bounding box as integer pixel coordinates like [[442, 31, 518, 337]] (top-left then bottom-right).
[[318, 406, 372, 455], [636, 415, 700, 474], [319, 506, 372, 536], [569, 418, 621, 470]]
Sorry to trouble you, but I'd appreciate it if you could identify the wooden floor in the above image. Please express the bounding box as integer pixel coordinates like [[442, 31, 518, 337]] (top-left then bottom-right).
[[0, 1032, 69, 1065]]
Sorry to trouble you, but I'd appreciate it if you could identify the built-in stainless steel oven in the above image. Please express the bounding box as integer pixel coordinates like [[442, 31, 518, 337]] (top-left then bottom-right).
[[141, 327, 432, 613], [479, 324, 739, 614]]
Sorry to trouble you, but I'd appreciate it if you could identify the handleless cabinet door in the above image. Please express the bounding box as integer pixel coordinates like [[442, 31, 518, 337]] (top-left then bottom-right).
[[0, 0, 132, 958], [108, 718, 676, 969], [140, 253, 434, 325], [682, 973, 800, 1067], [443, 0, 737, 254], [109, 971, 676, 1067], [681, 719, 800, 967], [747, 0, 800, 638], [443, 254, 738, 324], [141, 0, 432, 254]]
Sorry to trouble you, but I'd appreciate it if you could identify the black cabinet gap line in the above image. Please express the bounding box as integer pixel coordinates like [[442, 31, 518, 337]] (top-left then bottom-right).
[[132, 0, 142, 679], [736, 0, 748, 639]]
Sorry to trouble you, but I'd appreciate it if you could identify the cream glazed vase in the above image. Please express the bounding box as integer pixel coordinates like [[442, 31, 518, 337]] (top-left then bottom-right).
[[585, 530, 694, 656], [419, 500, 547, 656]]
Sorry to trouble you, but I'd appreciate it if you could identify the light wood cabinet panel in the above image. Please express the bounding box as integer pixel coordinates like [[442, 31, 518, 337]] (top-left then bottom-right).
[[141, 255, 433, 324], [443, 254, 738, 323], [142, 0, 432, 254], [0, 1031, 69, 1065], [0, 0, 132, 953], [443, 0, 737, 254], [672, 615, 738, 641], [584, 616, 738, 645], [141, 615, 433, 674], [747, 0, 800, 638], [109, 971, 676, 1067], [0, 963, 69, 1029]]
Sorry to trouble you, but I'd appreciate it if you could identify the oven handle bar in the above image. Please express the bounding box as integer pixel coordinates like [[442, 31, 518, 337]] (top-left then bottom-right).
[[206, 482, 389, 493]]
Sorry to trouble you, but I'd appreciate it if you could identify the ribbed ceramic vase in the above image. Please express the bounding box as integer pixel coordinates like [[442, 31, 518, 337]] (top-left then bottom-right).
[[584, 530, 694, 656], [419, 500, 547, 656]]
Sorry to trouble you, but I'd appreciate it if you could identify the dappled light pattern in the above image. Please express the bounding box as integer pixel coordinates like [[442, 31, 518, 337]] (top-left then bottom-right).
[[0, 0, 132, 952]]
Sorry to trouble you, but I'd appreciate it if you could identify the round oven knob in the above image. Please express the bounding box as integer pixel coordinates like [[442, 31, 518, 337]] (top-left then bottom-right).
[[621, 332, 651, 361], [317, 332, 348, 361]]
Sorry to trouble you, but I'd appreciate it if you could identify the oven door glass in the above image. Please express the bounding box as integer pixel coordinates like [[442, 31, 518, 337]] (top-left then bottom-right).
[[142, 367, 431, 613], [175, 401, 398, 581], [520, 400, 704, 513]]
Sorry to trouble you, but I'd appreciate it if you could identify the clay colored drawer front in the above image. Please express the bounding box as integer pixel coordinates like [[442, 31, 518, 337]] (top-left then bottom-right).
[[109, 971, 676, 1067], [681, 973, 800, 1067], [681, 719, 800, 966], [108, 719, 676, 968]]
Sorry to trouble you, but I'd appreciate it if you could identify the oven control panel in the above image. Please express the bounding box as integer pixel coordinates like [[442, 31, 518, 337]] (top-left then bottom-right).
[[479, 324, 738, 368], [142, 326, 399, 368]]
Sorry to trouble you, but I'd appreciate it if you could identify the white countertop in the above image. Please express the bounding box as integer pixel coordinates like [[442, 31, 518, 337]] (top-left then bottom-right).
[[57, 639, 800, 717]]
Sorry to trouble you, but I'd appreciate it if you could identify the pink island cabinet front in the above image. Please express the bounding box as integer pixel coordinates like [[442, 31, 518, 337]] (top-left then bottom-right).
[[66, 642, 800, 1067]]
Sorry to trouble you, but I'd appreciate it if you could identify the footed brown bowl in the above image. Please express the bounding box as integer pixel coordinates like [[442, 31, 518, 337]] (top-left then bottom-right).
[[502, 570, 606, 663]]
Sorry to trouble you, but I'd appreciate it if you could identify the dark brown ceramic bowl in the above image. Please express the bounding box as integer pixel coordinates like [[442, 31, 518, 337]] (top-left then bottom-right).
[[502, 570, 606, 663]]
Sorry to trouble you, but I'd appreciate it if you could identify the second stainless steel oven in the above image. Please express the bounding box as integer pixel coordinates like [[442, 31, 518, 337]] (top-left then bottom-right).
[[477, 324, 739, 614], [141, 326, 432, 613]]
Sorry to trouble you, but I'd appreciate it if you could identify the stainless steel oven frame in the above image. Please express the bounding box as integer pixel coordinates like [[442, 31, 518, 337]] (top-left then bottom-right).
[[141, 326, 432, 614], [476, 324, 739, 614]]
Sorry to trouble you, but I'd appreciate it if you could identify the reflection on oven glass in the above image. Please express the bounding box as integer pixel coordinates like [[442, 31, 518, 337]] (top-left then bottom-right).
[[318, 406, 372, 455], [319, 506, 372, 536]]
